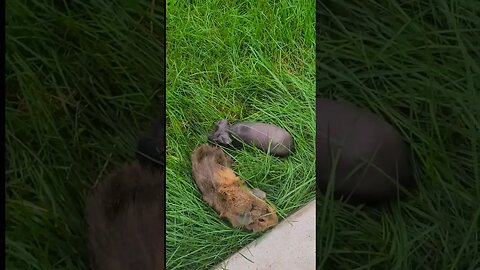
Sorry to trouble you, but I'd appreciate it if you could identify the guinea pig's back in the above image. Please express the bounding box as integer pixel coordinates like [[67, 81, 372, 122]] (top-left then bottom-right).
[[191, 144, 233, 198], [85, 162, 165, 270], [230, 122, 294, 156]]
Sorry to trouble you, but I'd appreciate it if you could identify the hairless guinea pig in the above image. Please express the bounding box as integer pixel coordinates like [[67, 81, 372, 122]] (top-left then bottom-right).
[[208, 119, 295, 157], [191, 144, 278, 232], [316, 98, 416, 206]]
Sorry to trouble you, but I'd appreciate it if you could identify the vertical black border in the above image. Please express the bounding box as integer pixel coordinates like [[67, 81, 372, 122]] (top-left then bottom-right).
[[2, 1, 7, 267], [315, 1, 321, 173], [162, 0, 167, 269]]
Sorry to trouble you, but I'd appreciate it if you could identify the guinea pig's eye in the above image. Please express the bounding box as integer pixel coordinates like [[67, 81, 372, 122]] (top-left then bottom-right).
[[258, 218, 265, 223]]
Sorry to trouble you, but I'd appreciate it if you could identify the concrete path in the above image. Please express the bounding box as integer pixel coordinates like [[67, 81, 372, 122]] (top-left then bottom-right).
[[212, 200, 316, 270]]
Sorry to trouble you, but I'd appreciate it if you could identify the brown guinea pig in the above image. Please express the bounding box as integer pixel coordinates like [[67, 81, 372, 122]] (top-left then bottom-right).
[[191, 144, 278, 232], [85, 162, 164, 270], [85, 119, 165, 270]]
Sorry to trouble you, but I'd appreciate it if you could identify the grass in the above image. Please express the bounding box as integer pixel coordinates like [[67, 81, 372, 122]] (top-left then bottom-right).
[[5, 0, 165, 269], [317, 0, 480, 269], [165, 0, 315, 269], [7, 0, 478, 269]]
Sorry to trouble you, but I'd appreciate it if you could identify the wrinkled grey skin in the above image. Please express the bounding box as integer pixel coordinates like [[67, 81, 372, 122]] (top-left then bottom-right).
[[208, 119, 295, 157], [316, 98, 416, 206]]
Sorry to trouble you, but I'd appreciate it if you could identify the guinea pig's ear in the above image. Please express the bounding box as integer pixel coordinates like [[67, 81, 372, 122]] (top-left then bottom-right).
[[236, 211, 253, 226], [217, 119, 229, 128], [136, 119, 165, 172]]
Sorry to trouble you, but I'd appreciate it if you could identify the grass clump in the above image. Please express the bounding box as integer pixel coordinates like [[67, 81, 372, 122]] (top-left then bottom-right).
[[166, 0, 315, 269], [6, 0, 165, 269]]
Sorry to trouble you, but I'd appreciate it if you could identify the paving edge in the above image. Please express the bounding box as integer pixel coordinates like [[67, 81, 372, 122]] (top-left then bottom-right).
[[212, 199, 316, 270]]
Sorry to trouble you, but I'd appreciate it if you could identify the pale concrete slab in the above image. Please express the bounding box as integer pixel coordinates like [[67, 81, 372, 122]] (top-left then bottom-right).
[[212, 200, 316, 270]]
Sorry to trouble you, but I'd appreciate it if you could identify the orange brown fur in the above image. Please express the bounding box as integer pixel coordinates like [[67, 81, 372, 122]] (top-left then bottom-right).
[[191, 144, 278, 232], [85, 162, 164, 270]]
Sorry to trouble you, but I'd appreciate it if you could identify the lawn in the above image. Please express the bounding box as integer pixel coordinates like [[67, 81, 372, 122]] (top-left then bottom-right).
[[165, 0, 315, 269], [5, 0, 165, 269], [6, 0, 478, 269], [317, 0, 479, 269]]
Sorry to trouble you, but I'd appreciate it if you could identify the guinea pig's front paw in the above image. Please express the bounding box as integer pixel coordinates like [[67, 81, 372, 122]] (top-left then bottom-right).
[[251, 188, 267, 200]]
